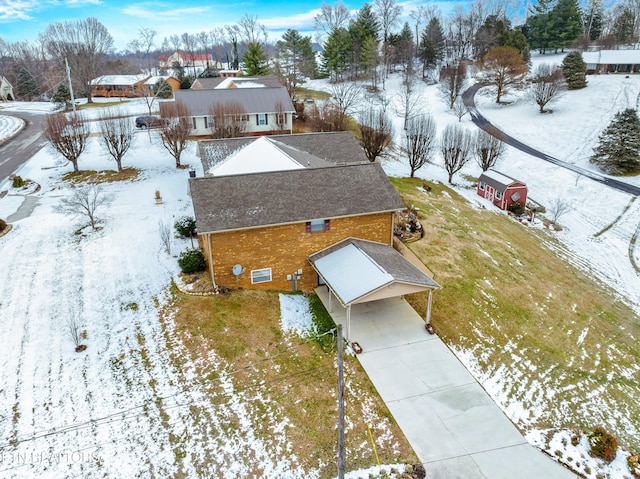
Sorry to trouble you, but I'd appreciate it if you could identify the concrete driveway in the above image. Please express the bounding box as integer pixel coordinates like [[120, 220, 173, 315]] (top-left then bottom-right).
[[315, 287, 577, 478]]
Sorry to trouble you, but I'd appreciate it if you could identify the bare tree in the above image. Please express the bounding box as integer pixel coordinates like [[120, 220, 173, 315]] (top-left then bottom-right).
[[452, 96, 470, 121], [274, 100, 287, 132], [209, 101, 248, 138], [358, 108, 393, 162], [329, 81, 363, 128], [181, 33, 199, 77], [159, 101, 191, 167], [99, 108, 135, 172], [60, 183, 110, 230], [40, 17, 114, 103], [529, 63, 564, 113], [314, 1, 351, 38], [139, 27, 157, 73], [398, 69, 426, 129], [375, 0, 403, 42], [66, 308, 86, 352], [441, 123, 473, 184], [547, 197, 571, 225], [158, 220, 171, 254], [43, 112, 90, 172], [439, 62, 467, 109], [474, 129, 505, 171], [306, 103, 347, 131], [239, 13, 264, 44], [482, 46, 528, 103], [405, 114, 437, 177]]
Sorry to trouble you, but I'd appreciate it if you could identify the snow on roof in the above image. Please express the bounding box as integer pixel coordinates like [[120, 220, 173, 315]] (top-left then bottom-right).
[[480, 169, 519, 186], [144, 76, 172, 85], [583, 50, 640, 65], [313, 243, 394, 305], [209, 136, 305, 176], [214, 78, 266, 89], [90, 74, 148, 86]]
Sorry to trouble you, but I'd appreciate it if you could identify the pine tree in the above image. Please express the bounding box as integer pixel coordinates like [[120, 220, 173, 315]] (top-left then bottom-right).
[[418, 17, 445, 76], [349, 3, 380, 79], [525, 0, 555, 53], [590, 109, 640, 175], [16, 67, 39, 101], [275, 29, 317, 96], [549, 0, 583, 52], [242, 42, 269, 76], [322, 27, 352, 81], [153, 78, 173, 98], [561, 51, 587, 89], [583, 0, 604, 41], [51, 83, 71, 109]]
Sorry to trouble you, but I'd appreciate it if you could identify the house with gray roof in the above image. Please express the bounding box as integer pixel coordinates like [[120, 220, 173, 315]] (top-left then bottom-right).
[[163, 86, 295, 137], [189, 133, 440, 328]]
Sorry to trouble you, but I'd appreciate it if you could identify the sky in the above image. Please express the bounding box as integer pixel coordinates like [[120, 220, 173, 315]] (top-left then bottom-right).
[[0, 0, 471, 51]]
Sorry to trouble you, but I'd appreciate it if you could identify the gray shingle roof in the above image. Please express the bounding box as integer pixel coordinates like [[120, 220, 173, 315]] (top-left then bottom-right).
[[309, 237, 441, 290], [198, 131, 368, 172], [190, 162, 405, 233], [191, 75, 284, 89], [171, 87, 295, 116]]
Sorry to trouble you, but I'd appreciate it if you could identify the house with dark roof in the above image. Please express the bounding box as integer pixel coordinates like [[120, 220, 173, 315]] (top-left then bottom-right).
[[191, 75, 284, 90], [162, 87, 295, 137], [189, 132, 441, 331], [477, 169, 527, 212]]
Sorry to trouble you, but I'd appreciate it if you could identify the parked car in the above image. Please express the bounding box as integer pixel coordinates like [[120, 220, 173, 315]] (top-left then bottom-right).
[[135, 116, 161, 128]]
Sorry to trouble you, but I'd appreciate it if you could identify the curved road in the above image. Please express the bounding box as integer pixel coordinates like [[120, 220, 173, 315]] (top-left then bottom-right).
[[0, 111, 47, 184], [462, 83, 640, 196]]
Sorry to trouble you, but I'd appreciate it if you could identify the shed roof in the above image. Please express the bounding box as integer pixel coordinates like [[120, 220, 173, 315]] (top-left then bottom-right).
[[308, 238, 440, 306], [190, 162, 405, 233], [479, 169, 525, 191], [171, 87, 294, 116]]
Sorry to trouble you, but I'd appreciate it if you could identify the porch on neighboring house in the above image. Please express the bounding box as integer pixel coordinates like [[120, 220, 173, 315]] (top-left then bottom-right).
[[308, 237, 440, 343]]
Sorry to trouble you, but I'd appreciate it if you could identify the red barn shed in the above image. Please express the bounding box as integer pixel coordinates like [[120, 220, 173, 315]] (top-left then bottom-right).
[[477, 170, 527, 212]]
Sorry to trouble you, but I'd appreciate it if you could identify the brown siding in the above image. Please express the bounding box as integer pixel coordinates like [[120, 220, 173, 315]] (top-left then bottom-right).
[[202, 213, 394, 291]]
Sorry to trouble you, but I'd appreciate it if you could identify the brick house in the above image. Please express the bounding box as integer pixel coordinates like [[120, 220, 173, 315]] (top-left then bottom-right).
[[162, 87, 295, 137], [477, 169, 528, 211]]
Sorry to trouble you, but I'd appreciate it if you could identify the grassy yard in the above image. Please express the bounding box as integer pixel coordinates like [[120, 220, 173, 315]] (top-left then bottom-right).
[[392, 177, 640, 451], [160, 286, 417, 477]]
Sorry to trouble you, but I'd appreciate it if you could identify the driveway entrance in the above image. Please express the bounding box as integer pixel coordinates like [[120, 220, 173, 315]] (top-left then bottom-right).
[[314, 286, 576, 478]]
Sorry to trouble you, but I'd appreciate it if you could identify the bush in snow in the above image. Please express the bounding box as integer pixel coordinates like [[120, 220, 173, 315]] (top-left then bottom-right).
[[628, 454, 640, 478], [174, 216, 197, 238], [178, 248, 206, 274], [0, 218, 6, 231], [588, 426, 618, 463], [12, 176, 24, 188]]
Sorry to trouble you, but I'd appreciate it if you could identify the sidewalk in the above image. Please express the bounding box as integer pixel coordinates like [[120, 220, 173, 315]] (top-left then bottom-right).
[[315, 287, 577, 479]]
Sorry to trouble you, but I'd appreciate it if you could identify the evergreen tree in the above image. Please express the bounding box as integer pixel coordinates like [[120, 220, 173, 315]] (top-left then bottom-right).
[[561, 51, 587, 89], [16, 67, 39, 101], [348, 3, 380, 79], [275, 29, 317, 96], [242, 42, 269, 76], [500, 28, 531, 64], [526, 0, 555, 53], [153, 78, 173, 98], [590, 108, 640, 175], [418, 17, 445, 79], [549, 0, 583, 52], [322, 27, 352, 81], [51, 83, 71, 109], [612, 7, 636, 44]]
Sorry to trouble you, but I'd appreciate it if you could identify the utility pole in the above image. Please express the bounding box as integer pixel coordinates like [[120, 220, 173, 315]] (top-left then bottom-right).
[[64, 57, 77, 117], [337, 324, 345, 479]]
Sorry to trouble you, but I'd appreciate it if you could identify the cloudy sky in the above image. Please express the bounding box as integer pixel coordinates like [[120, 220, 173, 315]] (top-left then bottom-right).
[[0, 0, 470, 51]]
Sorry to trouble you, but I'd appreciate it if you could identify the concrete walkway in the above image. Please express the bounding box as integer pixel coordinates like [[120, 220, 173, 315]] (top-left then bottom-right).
[[315, 287, 577, 479]]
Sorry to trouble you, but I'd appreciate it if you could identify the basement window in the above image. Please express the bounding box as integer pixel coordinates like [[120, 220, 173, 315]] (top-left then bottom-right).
[[306, 219, 330, 232], [251, 268, 272, 284]]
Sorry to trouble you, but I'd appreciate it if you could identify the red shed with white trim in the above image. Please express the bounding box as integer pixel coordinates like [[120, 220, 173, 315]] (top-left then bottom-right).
[[477, 170, 527, 211]]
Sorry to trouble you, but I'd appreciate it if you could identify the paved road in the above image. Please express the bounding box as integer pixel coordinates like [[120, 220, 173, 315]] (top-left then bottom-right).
[[462, 84, 640, 196], [0, 112, 47, 184]]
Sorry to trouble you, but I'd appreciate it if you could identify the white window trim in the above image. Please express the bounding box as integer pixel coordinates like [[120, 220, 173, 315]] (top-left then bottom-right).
[[495, 190, 502, 199], [309, 219, 325, 232], [251, 268, 272, 284]]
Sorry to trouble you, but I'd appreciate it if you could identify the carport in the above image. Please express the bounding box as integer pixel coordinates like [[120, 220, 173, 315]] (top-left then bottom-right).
[[308, 238, 440, 341]]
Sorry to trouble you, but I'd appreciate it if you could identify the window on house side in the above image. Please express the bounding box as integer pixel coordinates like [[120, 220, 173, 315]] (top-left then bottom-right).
[[479, 182, 485, 190], [307, 219, 330, 232], [495, 191, 502, 199], [251, 268, 272, 284], [511, 192, 520, 201], [192, 118, 197, 129], [256, 114, 267, 125]]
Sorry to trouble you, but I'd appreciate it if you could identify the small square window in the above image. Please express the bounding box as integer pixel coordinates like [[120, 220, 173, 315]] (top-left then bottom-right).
[[251, 268, 272, 284], [495, 191, 502, 199], [257, 114, 267, 125], [479, 182, 485, 190], [309, 219, 325, 232]]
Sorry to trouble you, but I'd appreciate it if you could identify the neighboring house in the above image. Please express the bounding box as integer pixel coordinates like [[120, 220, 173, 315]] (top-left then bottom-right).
[[159, 51, 221, 70], [191, 75, 283, 90], [219, 70, 244, 78], [0, 76, 14, 101], [141, 76, 181, 97], [477, 170, 528, 211], [162, 87, 295, 137], [90, 75, 150, 98], [583, 50, 640, 74]]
